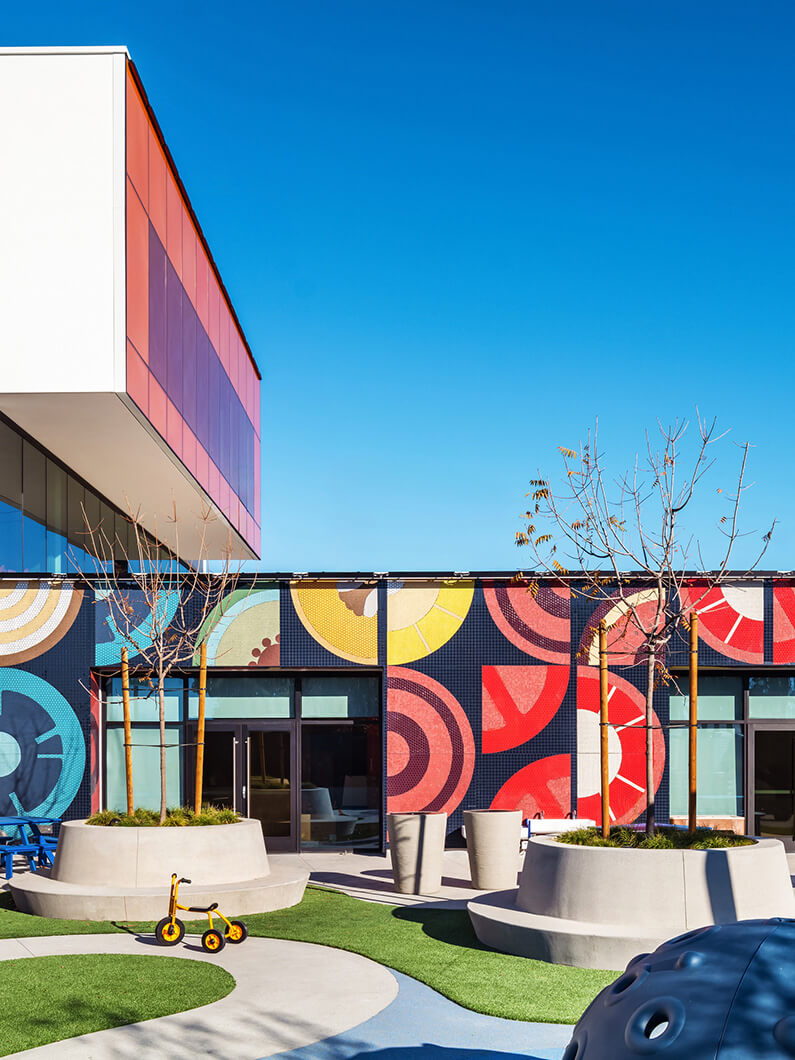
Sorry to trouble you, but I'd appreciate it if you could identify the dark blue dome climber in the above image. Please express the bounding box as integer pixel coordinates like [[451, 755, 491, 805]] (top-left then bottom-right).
[[566, 918, 795, 1059]]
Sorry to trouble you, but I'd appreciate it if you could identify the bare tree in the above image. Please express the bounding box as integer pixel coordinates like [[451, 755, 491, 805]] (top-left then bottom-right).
[[516, 414, 774, 834], [82, 502, 240, 824]]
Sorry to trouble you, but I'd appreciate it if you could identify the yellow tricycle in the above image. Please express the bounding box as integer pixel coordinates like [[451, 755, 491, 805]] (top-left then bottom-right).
[[155, 873, 248, 953]]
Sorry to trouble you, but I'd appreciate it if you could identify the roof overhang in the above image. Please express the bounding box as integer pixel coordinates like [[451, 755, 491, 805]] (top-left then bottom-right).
[[0, 392, 257, 562]]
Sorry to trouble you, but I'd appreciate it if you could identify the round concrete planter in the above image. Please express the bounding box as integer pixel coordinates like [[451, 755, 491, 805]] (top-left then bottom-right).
[[10, 819, 309, 920], [463, 809, 522, 890], [468, 835, 795, 970], [387, 812, 447, 895]]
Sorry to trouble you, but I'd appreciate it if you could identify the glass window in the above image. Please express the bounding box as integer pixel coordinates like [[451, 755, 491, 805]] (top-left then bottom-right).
[[106, 725, 183, 811], [249, 730, 291, 838], [669, 725, 744, 817], [67, 475, 87, 571], [301, 722, 380, 849], [749, 675, 795, 719], [0, 420, 22, 572], [669, 674, 743, 721], [301, 676, 380, 719], [81, 489, 101, 566], [21, 442, 47, 570], [107, 677, 183, 722], [45, 460, 67, 574], [189, 676, 294, 720]]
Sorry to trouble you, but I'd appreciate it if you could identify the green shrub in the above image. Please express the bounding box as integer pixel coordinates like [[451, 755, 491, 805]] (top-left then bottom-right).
[[87, 806, 241, 827], [557, 826, 753, 850]]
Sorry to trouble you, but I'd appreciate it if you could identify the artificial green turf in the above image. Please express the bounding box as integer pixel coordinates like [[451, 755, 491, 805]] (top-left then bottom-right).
[[0, 954, 234, 1056], [0, 888, 612, 1024]]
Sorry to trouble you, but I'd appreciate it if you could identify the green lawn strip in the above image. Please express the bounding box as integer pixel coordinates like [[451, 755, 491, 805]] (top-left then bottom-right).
[[0, 887, 613, 1024], [0, 953, 234, 1056], [0, 892, 121, 938]]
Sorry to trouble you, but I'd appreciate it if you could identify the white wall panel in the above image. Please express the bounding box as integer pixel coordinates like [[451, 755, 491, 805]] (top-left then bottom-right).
[[0, 50, 126, 392]]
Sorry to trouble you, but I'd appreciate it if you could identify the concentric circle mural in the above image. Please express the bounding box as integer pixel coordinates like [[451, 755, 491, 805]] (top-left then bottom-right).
[[387, 666, 475, 814], [0, 669, 85, 817], [194, 588, 280, 666], [0, 582, 83, 666], [483, 581, 570, 663], [576, 666, 665, 825], [387, 580, 474, 664]]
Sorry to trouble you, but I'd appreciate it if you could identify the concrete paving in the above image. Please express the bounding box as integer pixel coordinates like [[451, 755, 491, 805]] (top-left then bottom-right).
[[270, 969, 572, 1060], [0, 932, 398, 1059], [273, 848, 503, 907]]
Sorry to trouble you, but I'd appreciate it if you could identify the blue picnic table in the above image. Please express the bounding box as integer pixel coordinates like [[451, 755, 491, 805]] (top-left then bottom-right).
[[0, 817, 60, 879]]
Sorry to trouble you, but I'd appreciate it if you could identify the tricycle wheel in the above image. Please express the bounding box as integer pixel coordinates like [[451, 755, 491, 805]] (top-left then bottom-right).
[[155, 917, 185, 946], [202, 928, 226, 953], [226, 920, 248, 943]]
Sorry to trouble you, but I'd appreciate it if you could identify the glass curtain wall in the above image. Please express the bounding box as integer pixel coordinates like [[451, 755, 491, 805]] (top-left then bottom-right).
[[669, 675, 744, 819], [0, 413, 165, 574], [669, 672, 795, 834], [103, 671, 382, 850]]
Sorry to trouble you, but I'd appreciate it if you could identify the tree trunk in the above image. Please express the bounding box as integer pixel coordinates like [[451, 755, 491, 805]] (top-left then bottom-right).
[[158, 675, 167, 825], [645, 647, 656, 836]]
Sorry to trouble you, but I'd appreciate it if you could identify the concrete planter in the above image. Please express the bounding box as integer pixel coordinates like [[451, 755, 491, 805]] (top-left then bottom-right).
[[10, 818, 308, 920], [464, 809, 522, 890], [387, 812, 447, 895], [468, 835, 795, 970]]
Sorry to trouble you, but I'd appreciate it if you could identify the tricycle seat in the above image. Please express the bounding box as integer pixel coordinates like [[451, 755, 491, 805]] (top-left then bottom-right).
[[187, 902, 219, 913]]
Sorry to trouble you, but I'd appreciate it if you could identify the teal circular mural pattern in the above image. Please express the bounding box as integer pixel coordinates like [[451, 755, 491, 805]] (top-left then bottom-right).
[[0, 669, 85, 817]]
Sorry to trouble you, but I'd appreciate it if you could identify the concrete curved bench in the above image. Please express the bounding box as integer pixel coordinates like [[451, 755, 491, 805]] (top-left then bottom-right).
[[468, 835, 795, 970], [10, 819, 308, 920]]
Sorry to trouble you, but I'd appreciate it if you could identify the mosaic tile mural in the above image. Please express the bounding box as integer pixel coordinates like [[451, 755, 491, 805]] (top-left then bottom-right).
[[4, 575, 792, 830]]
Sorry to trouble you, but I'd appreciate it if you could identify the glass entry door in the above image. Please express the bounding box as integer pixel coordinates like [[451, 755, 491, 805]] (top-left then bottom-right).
[[245, 725, 297, 851], [752, 727, 795, 850]]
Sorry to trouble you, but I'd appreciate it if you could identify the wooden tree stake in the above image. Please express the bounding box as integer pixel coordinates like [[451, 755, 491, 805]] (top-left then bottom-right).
[[195, 640, 207, 814], [599, 620, 610, 838], [121, 647, 134, 816], [688, 611, 698, 834]]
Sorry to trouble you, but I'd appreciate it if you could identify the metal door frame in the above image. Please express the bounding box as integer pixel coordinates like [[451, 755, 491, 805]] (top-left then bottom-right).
[[244, 721, 299, 852], [186, 720, 244, 813], [747, 722, 795, 848]]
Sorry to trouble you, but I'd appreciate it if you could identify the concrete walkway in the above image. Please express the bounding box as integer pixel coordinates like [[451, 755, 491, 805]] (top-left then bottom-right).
[[271, 849, 495, 907], [271, 969, 571, 1060], [1, 933, 398, 1059]]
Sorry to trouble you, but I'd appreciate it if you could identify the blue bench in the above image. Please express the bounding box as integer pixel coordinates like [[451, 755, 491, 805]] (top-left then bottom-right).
[[0, 841, 39, 880]]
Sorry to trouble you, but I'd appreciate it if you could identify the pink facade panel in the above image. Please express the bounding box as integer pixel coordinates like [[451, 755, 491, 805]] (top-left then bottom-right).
[[125, 64, 261, 554]]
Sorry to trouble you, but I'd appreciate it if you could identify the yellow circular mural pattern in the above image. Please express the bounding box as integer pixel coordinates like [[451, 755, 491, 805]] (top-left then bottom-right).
[[290, 580, 474, 665], [387, 581, 474, 664], [291, 582, 378, 664]]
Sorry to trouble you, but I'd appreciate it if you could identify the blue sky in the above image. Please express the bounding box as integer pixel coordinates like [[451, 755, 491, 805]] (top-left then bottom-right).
[[5, 3, 794, 571]]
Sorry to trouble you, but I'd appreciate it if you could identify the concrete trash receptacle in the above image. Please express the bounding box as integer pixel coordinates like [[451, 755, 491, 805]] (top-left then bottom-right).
[[387, 812, 447, 894], [464, 809, 522, 890]]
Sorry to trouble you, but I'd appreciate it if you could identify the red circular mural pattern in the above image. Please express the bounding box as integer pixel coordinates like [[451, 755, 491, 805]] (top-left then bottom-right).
[[576, 666, 665, 825], [483, 581, 570, 663], [387, 666, 475, 815]]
